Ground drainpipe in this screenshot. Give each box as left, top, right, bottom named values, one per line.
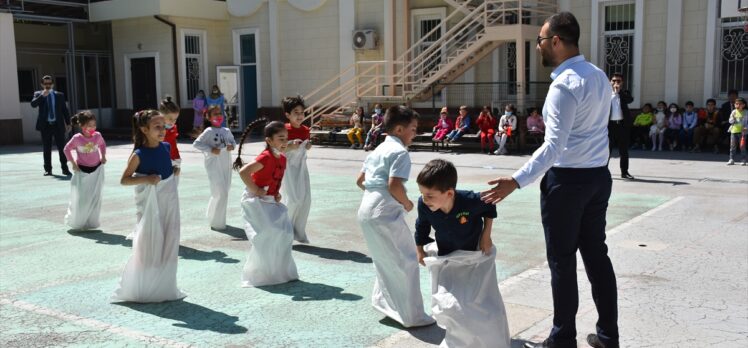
left=154, top=15, right=180, bottom=106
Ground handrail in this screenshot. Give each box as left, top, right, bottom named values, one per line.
left=396, top=3, right=486, bottom=85
left=301, top=0, right=558, bottom=128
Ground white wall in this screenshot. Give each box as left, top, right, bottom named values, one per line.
left=0, top=12, right=21, bottom=122
left=679, top=0, right=709, bottom=104
left=90, top=0, right=228, bottom=22
left=277, top=0, right=341, bottom=99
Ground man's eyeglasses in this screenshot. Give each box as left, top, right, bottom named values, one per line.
left=536, top=36, right=553, bottom=45
left=537, top=35, right=562, bottom=45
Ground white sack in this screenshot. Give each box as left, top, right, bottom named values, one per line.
left=280, top=140, right=312, bottom=243
left=358, top=189, right=435, bottom=328
left=423, top=243, right=510, bottom=348
left=240, top=189, right=298, bottom=287
left=65, top=165, right=105, bottom=230
left=203, top=148, right=232, bottom=230
left=112, top=176, right=186, bottom=303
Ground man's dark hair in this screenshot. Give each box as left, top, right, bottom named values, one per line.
left=41, top=75, right=53, bottom=82
left=728, top=89, right=739, bottom=97
left=383, top=105, right=418, bottom=132
left=706, top=98, right=716, bottom=105
left=417, top=159, right=457, bottom=192
left=611, top=72, right=624, bottom=80
left=685, top=101, right=694, bottom=107
left=544, top=12, right=580, bottom=48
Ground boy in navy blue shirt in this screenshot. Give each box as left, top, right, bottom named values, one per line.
left=415, top=159, right=496, bottom=264
left=414, top=159, right=510, bottom=348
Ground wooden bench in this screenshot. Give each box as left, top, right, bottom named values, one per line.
left=309, top=114, right=392, bottom=148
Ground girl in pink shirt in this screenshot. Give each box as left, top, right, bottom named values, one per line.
left=63, top=111, right=106, bottom=230
left=64, top=111, right=107, bottom=172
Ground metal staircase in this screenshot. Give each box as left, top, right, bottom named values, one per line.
left=303, top=0, right=556, bottom=126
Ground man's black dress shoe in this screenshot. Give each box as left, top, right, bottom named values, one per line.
left=62, top=169, right=72, bottom=176
left=587, top=334, right=619, bottom=348
left=621, top=172, right=635, bottom=180
left=43, top=171, right=52, bottom=176
left=524, top=338, right=558, bottom=348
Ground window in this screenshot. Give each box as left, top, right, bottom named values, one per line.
left=601, top=2, right=635, bottom=89
left=718, top=17, right=748, bottom=94
left=17, top=69, right=36, bottom=102
left=506, top=41, right=530, bottom=95
left=180, top=29, right=206, bottom=104
left=184, top=34, right=202, bottom=101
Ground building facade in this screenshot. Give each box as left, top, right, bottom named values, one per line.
left=1, top=0, right=746, bottom=143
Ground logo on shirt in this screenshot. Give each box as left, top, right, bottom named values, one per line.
left=78, top=142, right=97, bottom=153
left=455, top=211, right=469, bottom=224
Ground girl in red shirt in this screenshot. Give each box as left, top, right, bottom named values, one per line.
left=476, top=105, right=497, bottom=154
left=233, top=119, right=299, bottom=287
left=159, top=96, right=181, bottom=167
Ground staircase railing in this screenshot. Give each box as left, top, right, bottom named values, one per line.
left=303, top=0, right=557, bottom=126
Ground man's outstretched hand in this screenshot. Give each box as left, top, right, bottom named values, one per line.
left=480, top=177, right=519, bottom=204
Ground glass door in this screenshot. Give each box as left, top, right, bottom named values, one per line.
left=217, top=66, right=241, bottom=131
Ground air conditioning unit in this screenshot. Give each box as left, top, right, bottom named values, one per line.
left=353, top=29, right=377, bottom=50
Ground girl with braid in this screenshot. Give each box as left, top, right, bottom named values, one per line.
left=234, top=119, right=298, bottom=287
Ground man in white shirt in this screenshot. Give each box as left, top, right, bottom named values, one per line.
left=481, top=12, right=619, bottom=348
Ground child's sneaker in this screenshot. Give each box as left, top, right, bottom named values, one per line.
left=726, top=159, right=735, bottom=165
left=350, top=144, right=357, bottom=149
left=742, top=161, right=747, bottom=166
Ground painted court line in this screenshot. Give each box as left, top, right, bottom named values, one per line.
left=0, top=298, right=190, bottom=348
left=500, top=196, right=684, bottom=288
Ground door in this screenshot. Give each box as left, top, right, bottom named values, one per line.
left=411, top=8, right=446, bottom=107
left=217, top=66, right=241, bottom=131
left=233, top=30, right=259, bottom=129
left=130, top=57, right=157, bottom=110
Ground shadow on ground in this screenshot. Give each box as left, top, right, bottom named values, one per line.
left=211, top=225, right=247, bottom=240
left=67, top=230, right=240, bottom=263
left=292, top=244, right=372, bottom=263
left=114, top=299, right=247, bottom=334
left=378, top=317, right=532, bottom=347
left=257, top=280, right=363, bottom=302
left=613, top=177, right=690, bottom=185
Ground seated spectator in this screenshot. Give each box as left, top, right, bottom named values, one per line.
left=650, top=101, right=668, bottom=151
left=526, top=107, right=545, bottom=135
left=693, top=99, right=721, bottom=153
left=347, top=106, right=364, bottom=149
left=493, top=103, right=517, bottom=155
left=665, top=103, right=683, bottom=151
left=476, top=105, right=497, bottom=154
left=632, top=103, right=654, bottom=149
left=432, top=106, right=453, bottom=142
left=680, top=101, right=698, bottom=151
left=445, top=105, right=471, bottom=143
left=364, top=104, right=384, bottom=151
